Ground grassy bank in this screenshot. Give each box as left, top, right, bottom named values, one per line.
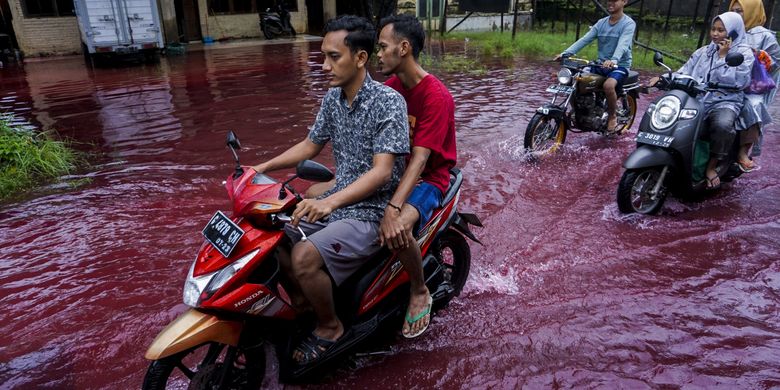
left=0, top=114, right=80, bottom=200
left=443, top=29, right=701, bottom=71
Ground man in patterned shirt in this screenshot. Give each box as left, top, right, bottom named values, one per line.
left=252, top=15, right=409, bottom=364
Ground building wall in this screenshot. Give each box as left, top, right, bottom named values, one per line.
left=8, top=0, right=81, bottom=56
left=196, top=0, right=307, bottom=40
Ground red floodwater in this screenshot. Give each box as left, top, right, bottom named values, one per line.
left=1, top=40, right=779, bottom=389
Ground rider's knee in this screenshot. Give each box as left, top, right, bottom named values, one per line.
left=604, top=79, right=618, bottom=92
left=291, top=242, right=321, bottom=278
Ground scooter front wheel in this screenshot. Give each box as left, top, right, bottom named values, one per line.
left=142, top=342, right=265, bottom=390
left=617, top=168, right=668, bottom=214
left=523, top=113, right=567, bottom=155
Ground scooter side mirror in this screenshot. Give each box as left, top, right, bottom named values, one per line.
left=725, top=52, right=744, bottom=67
left=653, top=51, right=664, bottom=66
left=226, top=131, right=241, bottom=150
left=296, top=160, right=334, bottom=182
left=226, top=131, right=243, bottom=179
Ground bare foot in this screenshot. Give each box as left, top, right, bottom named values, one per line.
left=606, top=116, right=618, bottom=133
left=402, top=288, right=432, bottom=338
left=705, top=170, right=721, bottom=189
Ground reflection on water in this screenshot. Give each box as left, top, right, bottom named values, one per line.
left=0, top=41, right=779, bottom=388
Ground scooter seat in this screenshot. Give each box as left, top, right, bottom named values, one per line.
left=625, top=71, right=639, bottom=85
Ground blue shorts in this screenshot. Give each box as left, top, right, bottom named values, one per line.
left=406, top=182, right=443, bottom=234
left=591, top=66, right=629, bottom=85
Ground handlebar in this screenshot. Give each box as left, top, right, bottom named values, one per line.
left=559, top=55, right=617, bottom=70
left=655, top=75, right=743, bottom=95
left=706, top=81, right=742, bottom=91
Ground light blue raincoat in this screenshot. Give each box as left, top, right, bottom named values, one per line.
left=676, top=12, right=755, bottom=115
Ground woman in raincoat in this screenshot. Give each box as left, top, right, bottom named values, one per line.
left=729, top=0, right=779, bottom=171
left=674, top=12, right=754, bottom=188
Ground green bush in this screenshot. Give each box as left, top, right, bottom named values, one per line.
left=0, top=114, right=79, bottom=200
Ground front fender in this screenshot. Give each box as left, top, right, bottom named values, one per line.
left=144, top=309, right=243, bottom=360
left=623, top=145, right=675, bottom=169
left=536, top=104, right=566, bottom=120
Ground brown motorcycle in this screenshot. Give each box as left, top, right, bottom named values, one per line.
left=524, top=56, right=641, bottom=155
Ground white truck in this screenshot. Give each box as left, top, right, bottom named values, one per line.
left=74, top=0, right=164, bottom=63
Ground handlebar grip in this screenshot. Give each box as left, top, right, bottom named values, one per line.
left=707, top=81, right=741, bottom=91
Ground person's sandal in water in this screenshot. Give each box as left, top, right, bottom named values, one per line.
left=292, top=332, right=339, bottom=365
left=737, top=159, right=760, bottom=173
left=402, top=294, right=432, bottom=338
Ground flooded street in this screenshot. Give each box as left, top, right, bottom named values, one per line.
left=1, top=40, right=779, bottom=388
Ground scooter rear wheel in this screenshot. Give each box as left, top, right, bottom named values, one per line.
left=617, top=168, right=667, bottom=214
left=433, top=230, right=471, bottom=309
left=615, top=93, right=638, bottom=133
left=524, top=113, right=567, bottom=155
left=263, top=24, right=283, bottom=39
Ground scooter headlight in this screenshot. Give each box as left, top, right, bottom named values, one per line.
left=182, top=249, right=259, bottom=307
left=183, top=263, right=216, bottom=307
left=651, top=95, right=681, bottom=130
left=557, top=68, right=573, bottom=85
left=200, top=249, right=260, bottom=302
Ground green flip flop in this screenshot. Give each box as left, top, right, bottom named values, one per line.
left=402, top=295, right=433, bottom=339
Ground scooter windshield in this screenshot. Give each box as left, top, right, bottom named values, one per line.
left=251, top=173, right=276, bottom=185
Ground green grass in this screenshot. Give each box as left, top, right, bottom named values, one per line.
left=0, top=114, right=81, bottom=200
left=441, top=29, right=702, bottom=71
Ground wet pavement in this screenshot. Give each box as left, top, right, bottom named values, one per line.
left=1, top=40, right=779, bottom=388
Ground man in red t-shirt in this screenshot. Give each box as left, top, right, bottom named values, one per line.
left=377, top=14, right=456, bottom=338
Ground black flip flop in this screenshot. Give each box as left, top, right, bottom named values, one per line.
left=293, top=332, right=338, bottom=365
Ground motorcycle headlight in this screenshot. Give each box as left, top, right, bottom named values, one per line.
left=651, top=95, right=681, bottom=130
left=557, top=68, right=572, bottom=85
left=182, top=249, right=259, bottom=307
left=200, top=249, right=260, bottom=302
left=183, top=262, right=216, bottom=307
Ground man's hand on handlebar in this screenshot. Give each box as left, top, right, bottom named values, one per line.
left=602, top=60, right=617, bottom=69
left=291, top=198, right=334, bottom=226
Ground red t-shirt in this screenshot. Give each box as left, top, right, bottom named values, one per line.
left=385, top=74, right=456, bottom=194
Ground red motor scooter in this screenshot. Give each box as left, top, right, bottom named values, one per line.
left=142, top=131, right=481, bottom=389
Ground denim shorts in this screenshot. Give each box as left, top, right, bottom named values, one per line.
left=591, top=65, right=629, bottom=84
left=406, top=182, right=443, bottom=234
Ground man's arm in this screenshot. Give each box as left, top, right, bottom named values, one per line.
left=252, top=138, right=324, bottom=173
left=561, top=24, right=599, bottom=57
left=291, top=153, right=397, bottom=225
left=379, top=146, right=430, bottom=249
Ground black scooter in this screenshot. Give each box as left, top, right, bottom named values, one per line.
left=260, top=4, right=296, bottom=39
left=616, top=51, right=745, bottom=214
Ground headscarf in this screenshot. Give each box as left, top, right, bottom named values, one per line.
left=729, top=0, right=767, bottom=30
left=713, top=11, right=747, bottom=48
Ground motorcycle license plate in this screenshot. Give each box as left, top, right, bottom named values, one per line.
left=546, top=84, right=574, bottom=94
left=636, top=131, right=674, bottom=147
left=202, top=211, right=245, bottom=258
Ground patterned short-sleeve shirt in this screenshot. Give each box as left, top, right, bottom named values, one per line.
left=309, top=72, right=409, bottom=222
